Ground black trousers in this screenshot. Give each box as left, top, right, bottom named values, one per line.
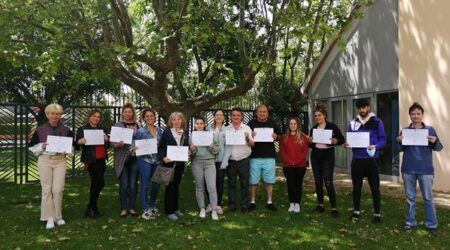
left=311, top=149, right=337, bottom=208
left=164, top=163, right=185, bottom=214
left=227, top=158, right=250, bottom=209
left=283, top=167, right=306, bottom=203
left=87, top=158, right=106, bottom=210
left=351, top=158, right=381, bottom=214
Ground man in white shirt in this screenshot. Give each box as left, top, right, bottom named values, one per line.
left=221, top=107, right=254, bottom=213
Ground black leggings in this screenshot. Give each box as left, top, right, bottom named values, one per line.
left=164, top=163, right=185, bottom=214
left=351, top=158, right=381, bottom=214
left=311, top=149, right=337, bottom=208
left=87, top=158, right=106, bottom=210
left=283, top=167, right=306, bottom=203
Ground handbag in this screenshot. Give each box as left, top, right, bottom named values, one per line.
left=151, top=131, right=185, bottom=186
left=151, top=164, right=175, bottom=186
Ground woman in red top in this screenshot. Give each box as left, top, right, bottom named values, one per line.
left=280, top=117, right=309, bottom=213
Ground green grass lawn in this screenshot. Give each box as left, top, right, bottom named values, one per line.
left=0, top=170, right=449, bottom=249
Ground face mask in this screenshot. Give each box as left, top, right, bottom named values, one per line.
left=367, top=148, right=376, bottom=157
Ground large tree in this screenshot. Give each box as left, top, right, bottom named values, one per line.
left=1, top=0, right=280, bottom=119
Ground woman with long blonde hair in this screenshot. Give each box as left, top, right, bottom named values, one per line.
left=279, top=117, right=309, bottom=213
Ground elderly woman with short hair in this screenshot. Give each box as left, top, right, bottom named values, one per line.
left=28, top=104, right=73, bottom=229
left=158, top=112, right=190, bottom=220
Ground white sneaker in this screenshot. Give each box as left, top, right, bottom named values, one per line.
left=288, top=203, right=295, bottom=212
left=294, top=203, right=300, bottom=213
left=211, top=211, right=219, bottom=220
left=46, top=218, right=55, bottom=229
left=199, top=208, right=206, bottom=218
left=142, top=210, right=151, bottom=220
left=216, top=206, right=223, bottom=215
left=55, top=218, right=66, bottom=226
left=174, top=210, right=184, bottom=217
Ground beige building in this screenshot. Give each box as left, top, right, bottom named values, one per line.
left=303, top=0, right=450, bottom=192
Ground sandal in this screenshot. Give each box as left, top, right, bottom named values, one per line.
left=120, top=210, right=128, bottom=218
left=129, top=209, right=138, bottom=216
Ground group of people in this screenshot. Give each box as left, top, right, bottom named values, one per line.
left=28, top=100, right=443, bottom=235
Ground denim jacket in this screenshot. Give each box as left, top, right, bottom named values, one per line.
left=134, top=126, right=163, bottom=165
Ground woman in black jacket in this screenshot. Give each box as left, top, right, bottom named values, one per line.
left=158, top=111, right=190, bottom=221
left=76, top=109, right=109, bottom=219
left=309, top=104, right=345, bottom=217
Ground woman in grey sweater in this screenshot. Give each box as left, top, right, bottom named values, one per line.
left=190, top=117, right=219, bottom=220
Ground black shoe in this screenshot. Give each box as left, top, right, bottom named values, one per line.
left=349, top=211, right=360, bottom=221
left=373, top=214, right=382, bottom=224
left=93, top=207, right=101, bottom=218
left=427, top=228, right=438, bottom=236
left=403, top=225, right=414, bottom=232
left=248, top=203, right=256, bottom=212
left=266, top=203, right=277, bottom=211
left=331, top=210, right=339, bottom=218
left=312, top=205, right=325, bottom=213
left=85, top=208, right=96, bottom=219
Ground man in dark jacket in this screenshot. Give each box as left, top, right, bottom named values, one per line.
left=345, top=99, right=386, bottom=224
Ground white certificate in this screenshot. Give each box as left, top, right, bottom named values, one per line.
left=167, top=146, right=189, bottom=162
left=110, top=126, right=134, bottom=144
left=402, top=129, right=428, bottom=146
left=312, top=129, right=333, bottom=144
left=253, top=128, right=274, bottom=142
left=192, top=131, right=214, bottom=146
left=346, top=132, right=370, bottom=148
left=135, top=139, right=158, bottom=156
left=84, top=129, right=105, bottom=145
left=225, top=130, right=246, bottom=145
left=46, top=135, right=73, bottom=154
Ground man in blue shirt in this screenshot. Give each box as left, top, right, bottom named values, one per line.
left=345, top=99, right=386, bottom=223
left=397, top=102, right=443, bottom=236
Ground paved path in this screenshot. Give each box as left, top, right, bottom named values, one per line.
left=276, top=167, right=450, bottom=209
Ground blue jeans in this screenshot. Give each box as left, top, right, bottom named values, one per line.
left=402, top=173, right=438, bottom=229
left=119, top=158, right=138, bottom=210
left=137, top=159, right=161, bottom=211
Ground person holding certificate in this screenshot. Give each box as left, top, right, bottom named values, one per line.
left=75, top=109, right=109, bottom=219
left=309, top=104, right=344, bottom=217
left=28, top=104, right=73, bottom=229
left=344, top=99, right=386, bottom=223
left=111, top=103, right=140, bottom=217
left=158, top=112, right=190, bottom=221
left=247, top=104, right=282, bottom=212
left=190, top=117, right=219, bottom=220
left=280, top=117, right=309, bottom=213
left=134, top=108, right=163, bottom=220
left=396, top=103, right=443, bottom=235
left=221, top=107, right=254, bottom=213
left=206, top=109, right=227, bottom=215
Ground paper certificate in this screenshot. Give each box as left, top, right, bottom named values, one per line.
left=225, top=130, right=246, bottom=145
left=192, top=131, right=214, bottom=146
left=312, top=129, right=333, bottom=144
left=346, top=132, right=370, bottom=148
left=135, top=139, right=158, bottom=156
left=402, top=129, right=428, bottom=146
left=110, top=126, right=134, bottom=144
left=167, top=146, right=189, bottom=162
left=84, top=129, right=105, bottom=145
left=46, top=135, right=73, bottom=153
left=253, top=128, right=274, bottom=142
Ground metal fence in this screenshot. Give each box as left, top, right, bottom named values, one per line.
left=0, top=104, right=307, bottom=184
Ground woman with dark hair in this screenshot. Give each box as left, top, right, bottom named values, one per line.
left=280, top=117, right=309, bottom=213
left=190, top=117, right=219, bottom=220
left=158, top=112, right=190, bottom=221
left=134, top=108, right=163, bottom=220
left=205, top=109, right=227, bottom=215
left=75, top=109, right=109, bottom=219
left=309, top=103, right=345, bottom=218
left=111, top=103, right=140, bottom=217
